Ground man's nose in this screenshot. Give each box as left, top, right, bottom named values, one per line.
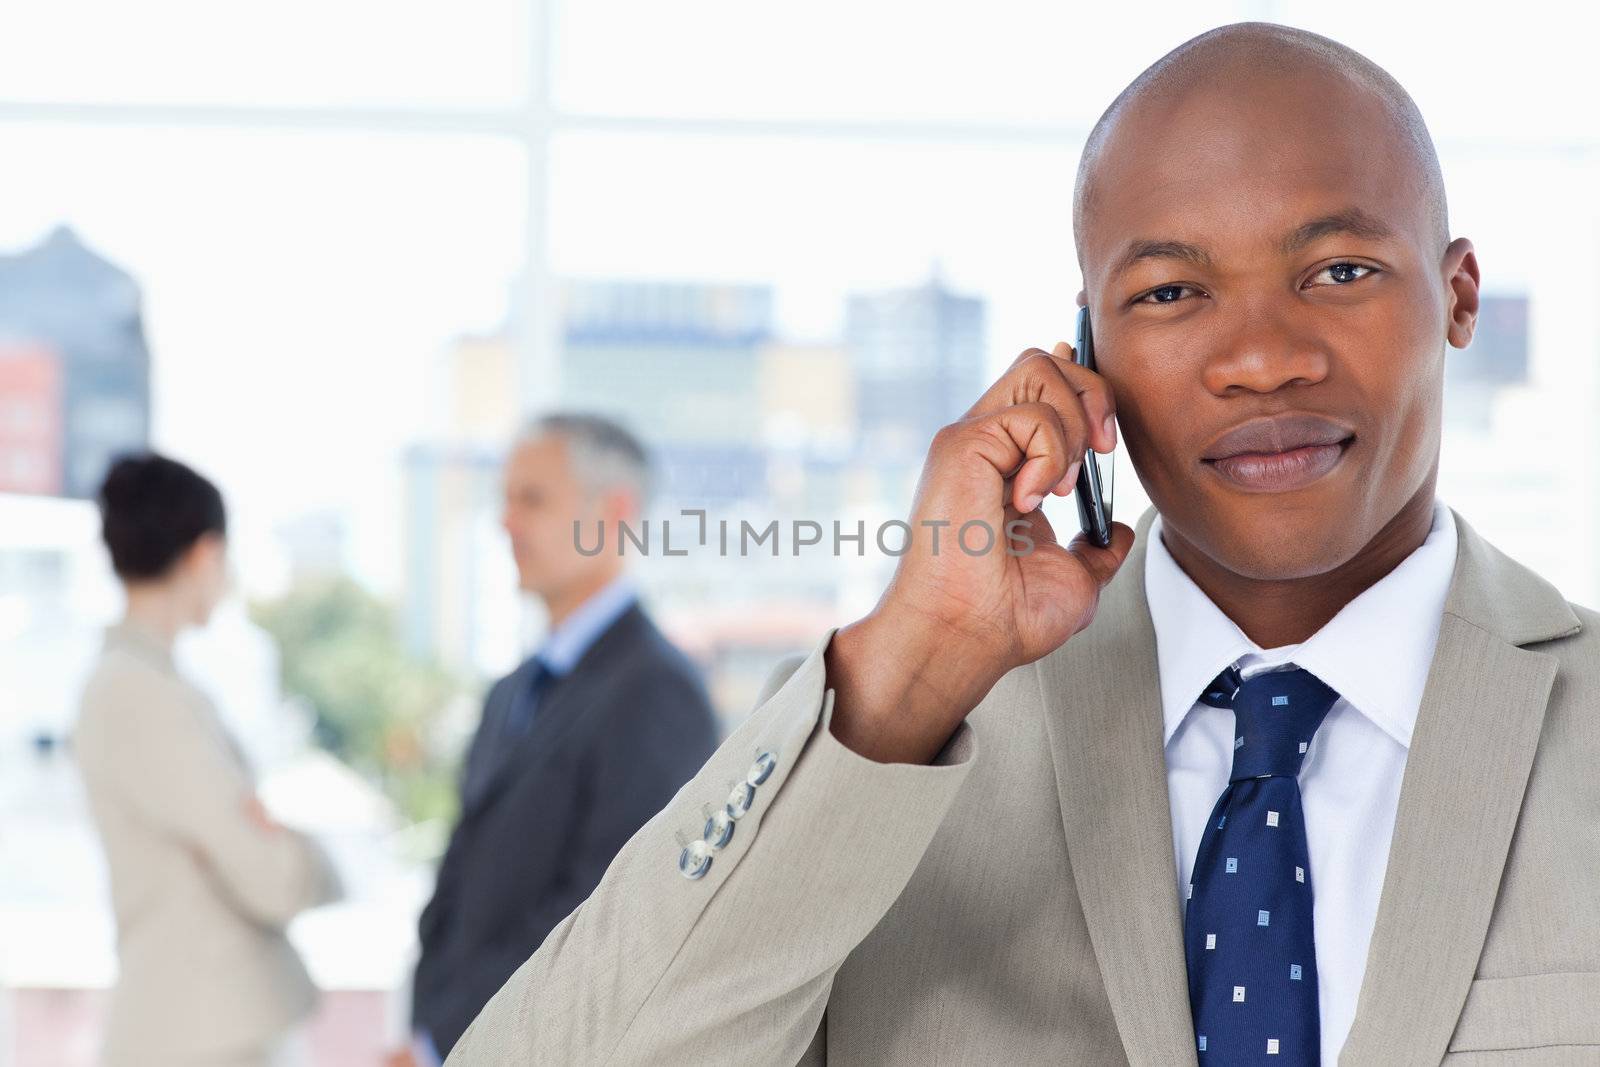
left=1200, top=303, right=1332, bottom=396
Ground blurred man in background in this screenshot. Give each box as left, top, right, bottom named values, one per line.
left=397, top=412, right=720, bottom=1064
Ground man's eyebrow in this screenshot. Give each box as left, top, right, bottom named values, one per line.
left=1108, top=208, right=1397, bottom=280
left=1278, top=208, right=1396, bottom=255
left=1109, top=239, right=1213, bottom=279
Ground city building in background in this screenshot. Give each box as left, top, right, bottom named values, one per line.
left=846, top=272, right=987, bottom=459
left=1442, top=293, right=1529, bottom=430
left=402, top=441, right=512, bottom=676
left=560, top=280, right=774, bottom=447
left=0, top=226, right=150, bottom=500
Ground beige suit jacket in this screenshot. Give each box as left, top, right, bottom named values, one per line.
left=73, top=619, right=342, bottom=1067
left=450, top=507, right=1600, bottom=1065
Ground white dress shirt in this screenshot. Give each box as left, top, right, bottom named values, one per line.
left=1145, top=500, right=1457, bottom=1064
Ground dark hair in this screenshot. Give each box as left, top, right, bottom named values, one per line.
left=97, top=452, right=227, bottom=581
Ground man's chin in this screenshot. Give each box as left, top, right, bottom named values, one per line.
left=1164, top=496, right=1365, bottom=582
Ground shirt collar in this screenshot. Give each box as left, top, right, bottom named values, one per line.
left=536, top=571, right=639, bottom=676
left=1144, top=500, right=1458, bottom=750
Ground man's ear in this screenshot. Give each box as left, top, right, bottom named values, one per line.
left=601, top=485, right=641, bottom=528
left=1443, top=238, right=1480, bottom=350
left=1075, top=288, right=1088, bottom=309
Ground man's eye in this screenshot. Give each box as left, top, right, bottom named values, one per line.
left=1137, top=284, right=1195, bottom=305
left=1309, top=262, right=1377, bottom=286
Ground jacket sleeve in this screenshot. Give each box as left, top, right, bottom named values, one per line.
left=446, top=627, right=978, bottom=1066
left=101, top=673, right=343, bottom=926
left=438, top=666, right=724, bottom=1051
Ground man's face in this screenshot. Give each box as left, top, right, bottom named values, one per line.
left=501, top=435, right=609, bottom=598
left=1079, top=69, right=1477, bottom=580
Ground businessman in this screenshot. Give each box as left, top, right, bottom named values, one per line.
left=450, top=23, right=1600, bottom=1065
left=403, top=413, right=719, bottom=1062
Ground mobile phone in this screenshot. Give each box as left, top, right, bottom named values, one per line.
left=1073, top=305, right=1114, bottom=548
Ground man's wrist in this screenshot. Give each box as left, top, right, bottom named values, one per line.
left=824, top=609, right=1002, bottom=765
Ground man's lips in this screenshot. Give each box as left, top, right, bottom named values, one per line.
left=1201, top=413, right=1356, bottom=493
left=1202, top=413, right=1355, bottom=460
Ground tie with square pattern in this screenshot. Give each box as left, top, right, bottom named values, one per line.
left=1185, top=664, right=1340, bottom=1063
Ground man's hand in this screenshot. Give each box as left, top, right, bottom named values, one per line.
left=383, top=1049, right=422, bottom=1067
left=826, top=342, right=1134, bottom=765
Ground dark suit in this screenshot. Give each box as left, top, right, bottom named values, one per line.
left=412, top=601, right=720, bottom=1057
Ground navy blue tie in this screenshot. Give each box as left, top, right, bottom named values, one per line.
left=501, top=656, right=555, bottom=740
left=1185, top=664, right=1340, bottom=1064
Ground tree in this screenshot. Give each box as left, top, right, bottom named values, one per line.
left=251, top=576, right=465, bottom=828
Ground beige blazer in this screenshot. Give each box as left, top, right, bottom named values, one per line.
left=73, top=619, right=342, bottom=1067
left=449, top=507, right=1600, bottom=1065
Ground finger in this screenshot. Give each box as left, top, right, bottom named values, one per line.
left=995, top=401, right=1076, bottom=513
left=992, top=344, right=1113, bottom=452
left=945, top=401, right=1075, bottom=514
left=968, top=357, right=1093, bottom=490
left=1047, top=341, right=1118, bottom=455
left=1049, top=458, right=1083, bottom=499
left=971, top=348, right=1061, bottom=419
left=1064, top=520, right=1136, bottom=587
left=1004, top=345, right=1053, bottom=372
left=969, top=347, right=1117, bottom=462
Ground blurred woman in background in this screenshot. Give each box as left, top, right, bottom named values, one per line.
left=73, top=453, right=342, bottom=1067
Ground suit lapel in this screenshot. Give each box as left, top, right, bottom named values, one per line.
left=460, top=673, right=514, bottom=811
left=1337, top=509, right=1580, bottom=1064
left=1035, top=506, right=1583, bottom=1066
left=461, top=605, right=648, bottom=819
left=1037, top=506, right=1199, bottom=1067
left=463, top=664, right=587, bottom=819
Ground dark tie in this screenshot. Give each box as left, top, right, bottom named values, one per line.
left=500, top=656, right=555, bottom=741
left=1185, top=664, right=1340, bottom=1063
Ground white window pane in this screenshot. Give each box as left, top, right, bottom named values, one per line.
left=0, top=0, right=528, bottom=108
left=1271, top=3, right=1600, bottom=142
left=550, top=132, right=1079, bottom=351
left=553, top=0, right=1253, bottom=124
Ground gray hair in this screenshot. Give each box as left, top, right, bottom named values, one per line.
left=519, top=411, right=655, bottom=507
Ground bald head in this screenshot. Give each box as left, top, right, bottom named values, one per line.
left=1073, top=22, right=1448, bottom=269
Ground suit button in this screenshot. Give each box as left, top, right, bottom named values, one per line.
left=704, top=808, right=735, bottom=849
left=726, top=781, right=755, bottom=820
left=747, top=751, right=777, bottom=786
left=678, top=839, right=713, bottom=880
